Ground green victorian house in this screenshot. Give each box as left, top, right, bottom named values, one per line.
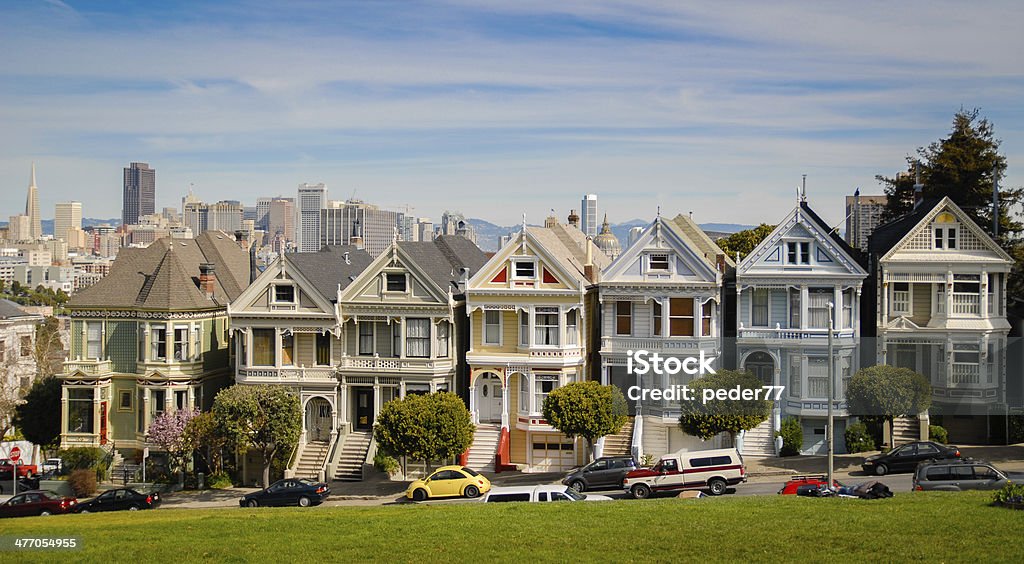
left=58, top=232, right=251, bottom=459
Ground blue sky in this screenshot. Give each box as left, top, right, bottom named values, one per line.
left=3, top=0, right=1024, bottom=227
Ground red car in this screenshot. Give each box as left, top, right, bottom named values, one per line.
left=0, top=458, right=39, bottom=478
left=0, top=490, right=78, bottom=518
left=777, top=475, right=844, bottom=495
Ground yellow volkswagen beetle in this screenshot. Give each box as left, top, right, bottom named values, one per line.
left=406, top=466, right=491, bottom=501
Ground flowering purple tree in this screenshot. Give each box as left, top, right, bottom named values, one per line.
left=147, top=408, right=200, bottom=474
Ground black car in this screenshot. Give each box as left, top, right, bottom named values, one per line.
left=240, top=478, right=330, bottom=507
left=75, top=488, right=161, bottom=513
left=861, top=441, right=960, bottom=476
left=0, top=477, right=40, bottom=495
left=562, top=456, right=637, bottom=492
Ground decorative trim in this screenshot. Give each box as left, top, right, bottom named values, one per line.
left=69, top=309, right=224, bottom=320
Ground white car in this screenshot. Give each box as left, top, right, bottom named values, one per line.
left=41, top=458, right=63, bottom=474
left=481, top=484, right=613, bottom=503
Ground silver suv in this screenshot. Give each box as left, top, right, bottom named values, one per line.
left=913, top=459, right=1024, bottom=492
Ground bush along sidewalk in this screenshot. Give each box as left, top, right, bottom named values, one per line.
left=993, top=482, right=1024, bottom=510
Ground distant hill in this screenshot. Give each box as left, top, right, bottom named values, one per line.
left=467, top=218, right=753, bottom=252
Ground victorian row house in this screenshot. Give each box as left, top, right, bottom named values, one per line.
left=597, top=214, right=732, bottom=460
left=57, top=232, right=251, bottom=460
left=464, top=216, right=609, bottom=472
left=1, top=299, right=44, bottom=399
left=865, top=197, right=1014, bottom=444
left=733, top=197, right=868, bottom=455
left=227, top=236, right=486, bottom=483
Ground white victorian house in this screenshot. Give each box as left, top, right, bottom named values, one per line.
left=735, top=197, right=867, bottom=455
left=597, top=214, right=732, bottom=460
left=866, top=197, right=1013, bottom=444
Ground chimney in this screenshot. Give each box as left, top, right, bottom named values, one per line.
left=198, top=263, right=216, bottom=299
left=913, top=161, right=924, bottom=209
left=351, top=219, right=364, bottom=250
left=234, top=229, right=249, bottom=250
left=716, top=253, right=726, bottom=274
left=457, top=267, right=470, bottom=294
left=568, top=209, right=580, bottom=229
left=584, top=236, right=597, bottom=283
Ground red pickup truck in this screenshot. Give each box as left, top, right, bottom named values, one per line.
left=0, top=458, right=39, bottom=478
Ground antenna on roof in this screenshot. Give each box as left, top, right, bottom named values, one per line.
left=656, top=205, right=661, bottom=219
left=800, top=174, right=807, bottom=202
left=522, top=212, right=527, bottom=232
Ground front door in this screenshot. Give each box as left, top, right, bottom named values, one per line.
left=476, top=373, right=502, bottom=423
left=306, top=398, right=332, bottom=442
left=355, top=389, right=374, bottom=431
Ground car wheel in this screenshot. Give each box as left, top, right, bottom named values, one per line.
left=39, top=510, right=52, bottom=516
left=874, top=463, right=888, bottom=476
left=708, top=478, right=727, bottom=496
left=80, top=509, right=91, bottom=514
left=631, top=484, right=651, bottom=499
left=245, top=499, right=258, bottom=508
left=412, top=488, right=428, bottom=502
left=298, top=496, right=311, bottom=507
left=128, top=505, right=140, bottom=511
left=464, top=485, right=480, bottom=498
left=569, top=480, right=586, bottom=493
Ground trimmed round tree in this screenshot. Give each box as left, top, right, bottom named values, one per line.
left=374, top=392, right=474, bottom=468
left=542, top=381, right=628, bottom=461
left=213, top=384, right=301, bottom=488
left=13, top=376, right=62, bottom=448
left=846, top=365, right=932, bottom=448
left=678, top=370, right=771, bottom=444
left=147, top=408, right=200, bottom=475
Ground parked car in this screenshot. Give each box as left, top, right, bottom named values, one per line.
left=913, top=459, right=1024, bottom=492
left=777, top=475, right=845, bottom=495
left=406, top=466, right=491, bottom=501
left=41, top=458, right=63, bottom=475
left=239, top=478, right=330, bottom=507
left=481, top=484, right=612, bottom=503
left=0, top=458, right=39, bottom=478
left=75, top=488, right=161, bottom=513
left=0, top=477, right=40, bottom=495
left=861, top=441, right=960, bottom=476
left=0, top=490, right=77, bottom=518
left=562, top=456, right=637, bottom=492
left=623, top=448, right=746, bottom=498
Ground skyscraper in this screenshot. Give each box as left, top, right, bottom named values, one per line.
left=320, top=199, right=405, bottom=256
left=267, top=198, right=295, bottom=244
left=580, top=193, right=598, bottom=238
left=54, top=201, right=83, bottom=242
left=122, top=162, right=156, bottom=227
left=296, top=183, right=327, bottom=252
left=845, top=192, right=889, bottom=253
left=255, top=197, right=272, bottom=231
left=26, top=163, right=41, bottom=240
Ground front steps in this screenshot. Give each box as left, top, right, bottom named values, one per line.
left=465, top=424, right=500, bottom=472
left=602, top=417, right=635, bottom=457
left=741, top=419, right=775, bottom=457
left=892, top=416, right=921, bottom=446
left=333, top=430, right=373, bottom=482
left=294, top=441, right=330, bottom=480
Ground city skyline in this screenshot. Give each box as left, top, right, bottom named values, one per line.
left=3, top=2, right=1024, bottom=229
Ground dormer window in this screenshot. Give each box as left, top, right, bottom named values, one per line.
left=514, top=261, right=536, bottom=279
left=386, top=273, right=407, bottom=293
left=648, top=254, right=670, bottom=271
left=787, top=242, right=810, bottom=264
left=273, top=284, right=295, bottom=303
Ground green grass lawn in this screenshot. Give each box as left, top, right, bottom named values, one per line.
left=1, top=492, right=1019, bottom=562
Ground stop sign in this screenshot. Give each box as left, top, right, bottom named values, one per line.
left=9, top=446, right=21, bottom=462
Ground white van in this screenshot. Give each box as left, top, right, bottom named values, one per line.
left=623, top=448, right=746, bottom=498
left=481, top=484, right=613, bottom=503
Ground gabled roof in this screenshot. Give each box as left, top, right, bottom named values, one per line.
left=667, top=214, right=736, bottom=269
left=601, top=215, right=728, bottom=284
left=398, top=235, right=489, bottom=296
left=69, top=231, right=251, bottom=310
left=286, top=245, right=374, bottom=301
left=526, top=223, right=611, bottom=282
left=868, top=197, right=1012, bottom=263
left=0, top=299, right=38, bottom=321
left=798, top=201, right=862, bottom=265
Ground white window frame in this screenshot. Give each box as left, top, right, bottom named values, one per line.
left=384, top=272, right=408, bottom=294
left=483, top=310, right=502, bottom=346
left=534, top=307, right=560, bottom=347
left=173, top=324, right=190, bottom=362
left=271, top=283, right=296, bottom=304
left=615, top=301, right=632, bottom=336
left=751, top=289, right=769, bottom=327
left=358, top=322, right=375, bottom=356
left=533, top=374, right=560, bottom=414
left=891, top=282, right=911, bottom=315
left=86, top=321, right=103, bottom=360
left=565, top=309, right=578, bottom=346
left=512, top=260, right=537, bottom=280
left=647, top=253, right=670, bottom=272
left=151, top=324, right=167, bottom=362
left=786, top=241, right=811, bottom=265
left=934, top=224, right=958, bottom=250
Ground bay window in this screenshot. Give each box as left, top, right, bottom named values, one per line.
left=789, top=288, right=801, bottom=328
left=789, top=356, right=801, bottom=398
left=483, top=310, right=501, bottom=345
left=535, top=308, right=560, bottom=346
left=392, top=322, right=402, bottom=357
left=615, top=301, right=632, bottom=336
left=316, top=332, right=331, bottom=365
left=752, top=289, right=768, bottom=327
left=565, top=310, right=578, bottom=346
left=151, top=325, right=167, bottom=361
left=807, top=288, right=832, bottom=329
left=953, top=275, right=980, bottom=315
left=519, top=311, right=529, bottom=346
left=252, top=328, right=275, bottom=366
left=653, top=300, right=662, bottom=336
left=173, top=325, right=189, bottom=361
left=406, top=318, right=431, bottom=358
left=68, top=389, right=95, bottom=433
left=358, top=323, right=374, bottom=356
left=701, top=301, right=713, bottom=336
left=86, top=322, right=102, bottom=359
left=151, top=389, right=166, bottom=420
left=669, top=298, right=693, bottom=337
left=281, top=333, right=295, bottom=365
left=437, top=321, right=450, bottom=358
left=892, top=283, right=910, bottom=315
left=534, top=374, right=559, bottom=413
left=842, top=289, right=854, bottom=328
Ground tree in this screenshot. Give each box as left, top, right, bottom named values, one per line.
left=374, top=392, right=474, bottom=467
left=678, top=370, right=771, bottom=442
left=33, top=317, right=64, bottom=380
left=541, top=381, right=627, bottom=461
left=183, top=411, right=229, bottom=474
left=846, top=365, right=932, bottom=448
left=212, top=385, right=300, bottom=488
left=13, top=376, right=62, bottom=447
left=715, top=224, right=776, bottom=260
left=148, top=408, right=199, bottom=475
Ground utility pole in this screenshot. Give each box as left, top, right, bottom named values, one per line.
left=993, top=165, right=1000, bottom=237
left=827, top=302, right=835, bottom=490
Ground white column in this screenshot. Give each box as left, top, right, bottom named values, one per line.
left=92, top=387, right=102, bottom=443
left=339, top=383, right=349, bottom=427
left=946, top=270, right=954, bottom=315
left=601, top=364, right=609, bottom=386
left=980, top=269, right=989, bottom=317
left=800, top=286, right=808, bottom=330
left=373, top=383, right=382, bottom=419
left=468, top=381, right=478, bottom=424
left=500, top=382, right=509, bottom=429
left=834, top=285, right=842, bottom=330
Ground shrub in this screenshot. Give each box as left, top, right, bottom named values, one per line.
left=775, top=417, right=802, bottom=457
left=373, top=451, right=400, bottom=475
left=845, top=422, right=876, bottom=453
left=1008, top=415, right=1024, bottom=444
left=59, top=447, right=107, bottom=471
left=207, top=471, right=234, bottom=489
left=929, top=425, right=949, bottom=444
left=68, top=469, right=97, bottom=497
left=993, top=482, right=1024, bottom=506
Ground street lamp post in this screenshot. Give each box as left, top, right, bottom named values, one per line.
left=827, top=303, right=835, bottom=491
